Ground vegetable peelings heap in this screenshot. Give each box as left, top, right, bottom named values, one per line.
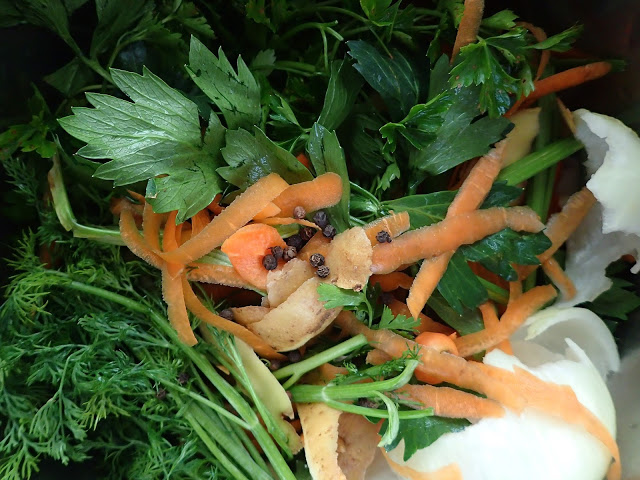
left=1, top=1, right=638, bottom=479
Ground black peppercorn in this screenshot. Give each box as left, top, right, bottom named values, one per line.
left=177, top=372, right=189, bottom=385
left=380, top=291, right=394, bottom=305
left=269, top=359, right=281, bottom=371
left=357, top=397, right=378, bottom=409
left=293, top=205, right=306, bottom=219
left=287, top=350, right=302, bottom=363
left=376, top=230, right=392, bottom=243
left=156, top=388, right=167, bottom=400
left=270, top=245, right=284, bottom=260
left=283, top=245, right=298, bottom=261
left=262, top=254, right=278, bottom=270
left=219, top=309, right=234, bottom=321
left=309, top=253, right=325, bottom=268
left=300, top=226, right=315, bottom=241
left=285, top=234, right=304, bottom=250
left=312, top=210, right=329, bottom=228
left=316, top=265, right=330, bottom=278
left=323, top=224, right=337, bottom=238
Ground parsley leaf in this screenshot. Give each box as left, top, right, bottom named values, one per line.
left=380, top=416, right=470, bottom=460
left=529, top=25, right=583, bottom=52
left=59, top=67, right=224, bottom=223
left=318, top=59, right=364, bottom=131
left=375, top=306, right=420, bottom=333
left=585, top=278, right=640, bottom=321
left=461, top=229, right=552, bottom=281
left=90, top=0, right=151, bottom=58
left=219, top=127, right=312, bottom=189
left=437, top=251, right=488, bottom=314
left=428, top=292, right=485, bottom=336
left=345, top=113, right=390, bottom=177
left=408, top=86, right=512, bottom=181
left=317, top=283, right=368, bottom=310
left=450, top=29, right=533, bottom=117
left=347, top=40, right=421, bottom=120
left=187, top=36, right=261, bottom=130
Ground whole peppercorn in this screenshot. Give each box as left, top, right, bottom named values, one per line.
left=268, top=359, right=281, bottom=371
left=287, top=350, right=302, bottom=363
left=309, top=253, right=325, bottom=268
left=219, top=309, right=234, bottom=321
left=300, top=226, right=316, bottom=241
left=293, top=206, right=306, bottom=219
left=357, top=397, right=378, bottom=409
left=283, top=245, right=298, bottom=261
left=262, top=254, right=278, bottom=270
left=316, top=265, right=330, bottom=278
left=380, top=291, right=394, bottom=305
left=156, top=388, right=167, bottom=400
left=323, top=224, right=337, bottom=239
left=376, top=230, right=392, bottom=243
left=312, top=210, right=329, bottom=228
left=285, top=234, right=304, bottom=250
left=270, top=245, right=284, bottom=260
left=177, top=372, right=189, bottom=385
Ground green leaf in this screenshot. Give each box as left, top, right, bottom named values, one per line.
left=219, top=127, right=312, bottom=189
left=480, top=181, right=523, bottom=207
left=174, top=1, right=215, bottom=39
left=428, top=292, right=484, bottom=336
left=529, top=25, right=583, bottom=52
left=450, top=29, right=533, bottom=117
left=91, top=0, right=151, bottom=57
left=187, top=36, right=261, bottom=130
left=250, top=49, right=277, bottom=76
left=13, top=0, right=71, bottom=41
left=0, top=0, right=22, bottom=27
left=384, top=191, right=455, bottom=229
left=481, top=10, right=518, bottom=30
left=375, top=306, right=419, bottom=333
left=380, top=416, right=470, bottom=460
left=307, top=124, right=351, bottom=232
left=585, top=278, right=640, bottom=321
left=345, top=113, right=389, bottom=176
left=437, top=251, right=488, bottom=313
left=428, top=54, right=450, bottom=99
left=347, top=40, right=420, bottom=120
left=461, top=229, right=551, bottom=281
left=318, top=59, right=364, bottom=131
left=317, top=283, right=368, bottom=310
left=59, top=67, right=223, bottom=222
left=360, top=0, right=400, bottom=27
left=409, top=87, right=512, bottom=179
left=44, top=58, right=95, bottom=97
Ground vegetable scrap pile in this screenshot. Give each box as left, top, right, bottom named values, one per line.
left=1, top=1, right=638, bottom=479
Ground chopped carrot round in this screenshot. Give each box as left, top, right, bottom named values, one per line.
left=221, top=223, right=286, bottom=291
left=414, top=331, right=460, bottom=384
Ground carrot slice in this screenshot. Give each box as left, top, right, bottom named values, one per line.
left=372, top=207, right=544, bottom=274
left=388, top=299, right=453, bottom=335
left=363, top=211, right=411, bottom=245
left=454, top=284, right=556, bottom=358
left=190, top=209, right=210, bottom=237
left=398, top=383, right=505, bottom=419
left=542, top=256, right=576, bottom=300
left=272, top=172, right=342, bottom=217
left=119, top=207, right=163, bottom=269
left=187, top=263, right=253, bottom=289
left=161, top=173, right=289, bottom=265
left=258, top=217, right=320, bottom=229
left=161, top=266, right=197, bottom=346
left=181, top=276, right=285, bottom=360
left=370, top=272, right=413, bottom=292
left=221, top=223, right=286, bottom=291
left=253, top=202, right=281, bottom=221
left=450, top=0, right=484, bottom=63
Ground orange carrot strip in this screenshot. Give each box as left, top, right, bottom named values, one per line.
left=508, top=281, right=523, bottom=305
left=388, top=299, right=453, bottom=335
left=161, top=266, right=197, bottom=346
left=190, top=209, right=210, bottom=237
left=161, top=174, right=289, bottom=265
left=207, top=193, right=225, bottom=215
left=518, top=22, right=550, bottom=81
left=111, top=197, right=143, bottom=217
left=542, top=256, right=576, bottom=300
left=119, top=207, right=163, bottom=269
left=257, top=217, right=320, bottom=229
left=454, top=285, right=556, bottom=358
left=451, top=0, right=484, bottom=63
left=272, top=172, right=342, bottom=217
left=181, top=276, right=286, bottom=360
left=382, top=450, right=463, bottom=480
left=126, top=189, right=146, bottom=205
left=478, top=302, right=513, bottom=354
left=372, top=207, right=544, bottom=274
left=296, top=152, right=312, bottom=170
left=298, top=231, right=331, bottom=261
left=221, top=223, right=286, bottom=291
left=142, top=203, right=164, bottom=252
left=335, top=311, right=620, bottom=479
left=398, top=384, right=505, bottom=420
left=187, top=263, right=253, bottom=289
left=162, top=211, right=180, bottom=252
left=253, top=202, right=281, bottom=221
left=370, top=272, right=413, bottom=292
left=363, top=212, right=411, bottom=245
left=518, top=187, right=596, bottom=280
left=407, top=255, right=451, bottom=320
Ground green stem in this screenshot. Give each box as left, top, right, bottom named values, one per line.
left=477, top=277, right=508, bottom=304
left=273, top=334, right=368, bottom=388
left=496, top=138, right=583, bottom=186
left=322, top=399, right=434, bottom=419
left=288, top=360, right=419, bottom=403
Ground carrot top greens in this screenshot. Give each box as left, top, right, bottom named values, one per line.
left=0, top=1, right=636, bottom=479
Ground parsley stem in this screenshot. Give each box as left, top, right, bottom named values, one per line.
left=322, top=399, right=434, bottom=419
left=496, top=138, right=583, bottom=186
left=288, top=359, right=419, bottom=403
left=477, top=277, right=508, bottom=304
left=273, top=334, right=368, bottom=389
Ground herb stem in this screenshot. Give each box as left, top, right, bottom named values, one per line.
left=273, top=334, right=368, bottom=389
left=322, top=399, right=434, bottom=419
left=477, top=277, right=509, bottom=304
